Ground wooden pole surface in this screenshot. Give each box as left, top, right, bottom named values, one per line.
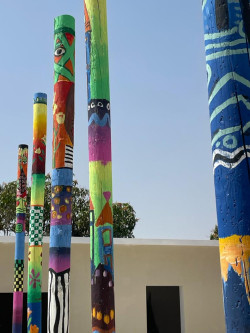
left=47, top=15, right=75, bottom=333
left=202, top=1, right=250, bottom=331
left=84, top=1, right=116, bottom=332
left=27, top=93, right=47, bottom=332
left=12, top=144, right=28, bottom=333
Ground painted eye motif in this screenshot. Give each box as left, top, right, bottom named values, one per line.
left=91, top=102, right=95, bottom=108
left=97, top=102, right=103, bottom=107
left=107, top=103, right=110, bottom=111
left=54, top=46, right=65, bottom=56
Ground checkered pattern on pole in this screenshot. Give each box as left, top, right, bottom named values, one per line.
left=13, top=260, right=24, bottom=292
left=29, top=207, right=43, bottom=246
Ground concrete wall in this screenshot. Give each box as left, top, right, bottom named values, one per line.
left=0, top=237, right=225, bottom=332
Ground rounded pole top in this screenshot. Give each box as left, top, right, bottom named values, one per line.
left=18, top=144, right=28, bottom=149
left=54, top=15, right=75, bottom=35
left=33, top=92, right=47, bottom=104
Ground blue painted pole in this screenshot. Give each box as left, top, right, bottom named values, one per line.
left=202, top=1, right=250, bottom=331
left=12, top=144, right=28, bottom=333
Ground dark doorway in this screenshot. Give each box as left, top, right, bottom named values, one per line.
left=146, top=286, right=181, bottom=333
left=0, top=292, right=48, bottom=332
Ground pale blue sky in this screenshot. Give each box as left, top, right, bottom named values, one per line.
left=0, top=0, right=216, bottom=239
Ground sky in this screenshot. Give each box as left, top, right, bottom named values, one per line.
left=0, top=0, right=217, bottom=240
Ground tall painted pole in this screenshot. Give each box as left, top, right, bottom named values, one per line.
left=47, top=15, right=75, bottom=332
left=84, top=1, right=115, bottom=332
left=27, top=93, right=47, bottom=333
left=202, top=1, right=250, bottom=331
left=12, top=144, right=28, bottom=333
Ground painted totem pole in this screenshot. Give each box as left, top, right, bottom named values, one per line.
left=202, top=1, right=250, bottom=331
left=27, top=93, right=47, bottom=333
left=84, top=1, right=115, bottom=332
left=47, top=15, right=75, bottom=332
left=12, top=144, right=28, bottom=333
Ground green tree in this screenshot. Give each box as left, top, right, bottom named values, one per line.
left=113, top=202, right=138, bottom=238
left=210, top=224, right=218, bottom=240
left=0, top=176, right=138, bottom=238
left=0, top=181, right=17, bottom=235
left=71, top=179, right=90, bottom=237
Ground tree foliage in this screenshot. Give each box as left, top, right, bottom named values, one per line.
left=0, top=181, right=17, bottom=235
left=113, top=202, right=138, bottom=238
left=0, top=175, right=138, bottom=238
left=210, top=224, right=218, bottom=240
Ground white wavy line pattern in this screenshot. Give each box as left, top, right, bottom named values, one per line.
left=213, top=153, right=249, bottom=171
left=212, top=145, right=250, bottom=160
left=213, top=147, right=250, bottom=171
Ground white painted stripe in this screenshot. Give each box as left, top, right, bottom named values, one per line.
left=49, top=271, right=56, bottom=332
left=57, top=276, right=63, bottom=332
left=65, top=163, right=73, bottom=168
left=65, top=273, right=69, bottom=333
left=208, top=71, right=250, bottom=106
left=212, top=145, right=250, bottom=160
left=204, top=26, right=238, bottom=41
left=210, top=95, right=250, bottom=123
left=213, top=153, right=249, bottom=171
left=65, top=145, right=73, bottom=168
left=202, top=0, right=207, bottom=11
left=206, top=48, right=248, bottom=61
left=47, top=271, right=51, bottom=333
left=205, top=38, right=245, bottom=51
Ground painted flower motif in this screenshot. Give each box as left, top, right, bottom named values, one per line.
left=54, top=197, right=60, bottom=205
left=110, top=309, right=114, bottom=320
left=53, top=92, right=57, bottom=115
left=52, top=211, right=57, bottom=219
left=54, top=186, right=62, bottom=193
left=96, top=311, right=102, bottom=320
left=30, top=324, right=39, bottom=333
left=41, top=134, right=46, bottom=145
left=35, top=148, right=41, bottom=154
left=56, top=112, right=65, bottom=124
left=59, top=205, right=67, bottom=213
left=29, top=269, right=40, bottom=289
left=104, top=314, right=110, bottom=324
left=27, top=307, right=32, bottom=320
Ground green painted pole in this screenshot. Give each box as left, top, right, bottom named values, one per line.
left=84, top=1, right=115, bottom=332
left=27, top=93, right=47, bottom=333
